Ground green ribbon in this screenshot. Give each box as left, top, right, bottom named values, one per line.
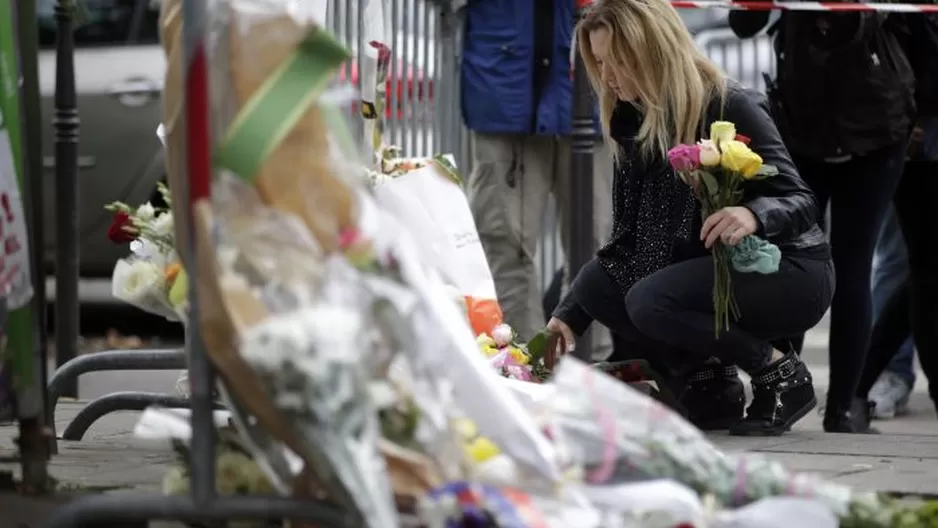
left=215, top=28, right=351, bottom=181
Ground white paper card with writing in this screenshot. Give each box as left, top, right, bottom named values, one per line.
left=371, top=163, right=497, bottom=300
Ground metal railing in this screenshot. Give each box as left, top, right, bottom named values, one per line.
left=695, top=27, right=776, bottom=92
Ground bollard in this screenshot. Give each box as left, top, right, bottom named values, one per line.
left=53, top=0, right=80, bottom=398
left=569, top=0, right=596, bottom=361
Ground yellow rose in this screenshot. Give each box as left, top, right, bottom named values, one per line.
left=710, top=121, right=737, bottom=147
left=476, top=334, right=496, bottom=347
left=697, top=139, right=721, bottom=167
left=507, top=346, right=529, bottom=366
left=481, top=345, right=499, bottom=358
left=719, top=140, right=763, bottom=179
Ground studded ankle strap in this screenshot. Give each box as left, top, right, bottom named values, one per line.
left=752, top=355, right=800, bottom=386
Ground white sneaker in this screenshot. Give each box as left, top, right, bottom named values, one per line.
left=868, top=370, right=912, bottom=420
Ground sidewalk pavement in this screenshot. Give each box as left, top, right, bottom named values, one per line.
left=0, top=392, right=935, bottom=525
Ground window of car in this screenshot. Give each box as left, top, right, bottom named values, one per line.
left=37, top=0, right=160, bottom=49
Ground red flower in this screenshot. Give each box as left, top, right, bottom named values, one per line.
left=734, top=134, right=752, bottom=145
left=107, top=211, right=137, bottom=244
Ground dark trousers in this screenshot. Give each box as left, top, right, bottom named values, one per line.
left=571, top=255, right=833, bottom=375
left=794, top=143, right=907, bottom=412
left=858, top=159, right=938, bottom=404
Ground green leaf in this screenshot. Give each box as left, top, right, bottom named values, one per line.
left=432, top=154, right=462, bottom=185
left=698, top=170, right=720, bottom=197
left=525, top=330, right=549, bottom=360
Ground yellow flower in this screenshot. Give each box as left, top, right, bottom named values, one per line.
left=465, top=436, right=501, bottom=463
left=719, top=140, right=763, bottom=178
left=698, top=139, right=721, bottom=167
left=710, top=121, right=737, bottom=147
left=453, top=417, right=479, bottom=439
left=476, top=334, right=495, bottom=348
left=507, top=346, right=529, bottom=366
left=481, top=345, right=499, bottom=358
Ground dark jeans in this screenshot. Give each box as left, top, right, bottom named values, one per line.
left=570, top=255, right=833, bottom=374
left=794, top=143, right=906, bottom=412
left=858, top=159, right=938, bottom=404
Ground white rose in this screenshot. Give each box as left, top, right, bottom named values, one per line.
left=111, top=259, right=168, bottom=316
left=698, top=139, right=721, bottom=167
left=152, top=212, right=174, bottom=238
left=136, top=202, right=156, bottom=222
left=492, top=323, right=513, bottom=347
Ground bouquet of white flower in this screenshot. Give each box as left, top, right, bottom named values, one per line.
left=104, top=183, right=187, bottom=321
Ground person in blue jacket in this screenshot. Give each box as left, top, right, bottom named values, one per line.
left=461, top=0, right=614, bottom=345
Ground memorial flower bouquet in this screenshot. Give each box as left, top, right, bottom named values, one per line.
left=104, top=182, right=188, bottom=321
left=476, top=324, right=550, bottom=382
left=667, top=121, right=782, bottom=336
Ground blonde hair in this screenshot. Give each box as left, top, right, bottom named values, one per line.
left=576, top=0, right=726, bottom=161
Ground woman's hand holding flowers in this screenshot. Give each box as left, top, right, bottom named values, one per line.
left=701, top=206, right=758, bottom=249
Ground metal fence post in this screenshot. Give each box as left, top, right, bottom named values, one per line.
left=569, top=0, right=595, bottom=361
left=53, top=0, right=80, bottom=398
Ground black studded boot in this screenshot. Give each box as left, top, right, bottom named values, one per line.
left=729, top=352, right=816, bottom=436
left=680, top=363, right=745, bottom=430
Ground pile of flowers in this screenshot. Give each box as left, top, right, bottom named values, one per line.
left=476, top=324, right=549, bottom=382
left=104, top=182, right=187, bottom=322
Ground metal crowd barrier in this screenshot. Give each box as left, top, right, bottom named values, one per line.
left=695, top=27, right=777, bottom=92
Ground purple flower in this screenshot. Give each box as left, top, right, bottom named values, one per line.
left=667, top=144, right=701, bottom=173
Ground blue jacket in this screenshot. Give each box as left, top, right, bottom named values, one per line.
left=461, top=0, right=579, bottom=136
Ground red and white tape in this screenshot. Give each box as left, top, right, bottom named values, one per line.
left=670, top=1, right=938, bottom=12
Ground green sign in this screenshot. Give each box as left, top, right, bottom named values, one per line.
left=0, top=1, right=36, bottom=390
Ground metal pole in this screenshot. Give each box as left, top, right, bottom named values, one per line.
left=569, top=0, right=596, bottom=361
left=182, top=0, right=217, bottom=505
left=53, top=0, right=79, bottom=398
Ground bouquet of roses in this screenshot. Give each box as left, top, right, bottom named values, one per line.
left=104, top=182, right=188, bottom=321
left=667, top=121, right=782, bottom=336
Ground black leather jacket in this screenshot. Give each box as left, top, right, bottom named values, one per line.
left=713, top=83, right=829, bottom=254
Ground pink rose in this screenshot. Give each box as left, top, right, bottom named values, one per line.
left=667, top=144, right=701, bottom=173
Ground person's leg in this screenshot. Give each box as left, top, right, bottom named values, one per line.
left=865, top=203, right=915, bottom=419
left=894, top=159, right=938, bottom=413
left=467, top=133, right=551, bottom=340
left=859, top=278, right=912, bottom=402
left=625, top=255, right=833, bottom=435
left=824, top=144, right=906, bottom=432
left=570, top=257, right=746, bottom=428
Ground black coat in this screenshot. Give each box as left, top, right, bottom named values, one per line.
left=730, top=11, right=916, bottom=160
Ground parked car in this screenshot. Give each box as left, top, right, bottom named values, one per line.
left=37, top=0, right=165, bottom=287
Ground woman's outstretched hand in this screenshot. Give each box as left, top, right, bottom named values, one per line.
left=545, top=317, right=576, bottom=369
left=701, top=206, right=758, bottom=249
